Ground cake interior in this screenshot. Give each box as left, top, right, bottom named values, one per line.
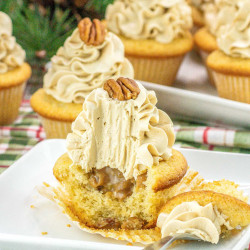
left=53, top=152, right=201, bottom=230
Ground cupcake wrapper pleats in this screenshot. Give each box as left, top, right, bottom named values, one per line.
left=211, top=71, right=250, bottom=104
left=0, top=82, right=26, bottom=125
left=200, top=50, right=215, bottom=86
left=39, top=116, right=72, bottom=139
left=126, top=55, right=184, bottom=86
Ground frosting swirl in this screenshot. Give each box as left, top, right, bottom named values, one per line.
left=0, top=12, right=25, bottom=74
left=204, top=0, right=239, bottom=37
left=66, top=82, right=175, bottom=180
left=157, top=201, right=232, bottom=244
left=106, top=0, right=192, bottom=44
left=44, top=29, right=134, bottom=103
left=217, top=0, right=250, bottom=58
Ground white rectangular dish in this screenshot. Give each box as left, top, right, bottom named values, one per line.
left=0, top=139, right=249, bottom=250
left=142, top=52, right=250, bottom=129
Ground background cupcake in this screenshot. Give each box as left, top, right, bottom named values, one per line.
left=31, top=18, right=134, bottom=139
left=207, top=0, right=250, bottom=103
left=194, top=0, right=237, bottom=85
left=0, top=11, right=31, bottom=125
left=106, top=0, right=193, bottom=86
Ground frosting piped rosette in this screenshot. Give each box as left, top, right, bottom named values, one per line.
left=106, top=0, right=192, bottom=44
left=0, top=12, right=25, bottom=74
left=44, top=18, right=134, bottom=104
left=66, top=79, right=175, bottom=180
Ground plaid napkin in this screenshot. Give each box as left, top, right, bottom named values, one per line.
left=0, top=100, right=249, bottom=172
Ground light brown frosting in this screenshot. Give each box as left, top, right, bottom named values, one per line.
left=217, top=0, right=250, bottom=58
left=0, top=12, right=25, bottom=74
left=204, top=0, right=240, bottom=37
left=106, top=0, right=192, bottom=44
left=44, top=29, right=134, bottom=103
left=66, top=82, right=175, bottom=180
left=157, top=201, right=232, bottom=244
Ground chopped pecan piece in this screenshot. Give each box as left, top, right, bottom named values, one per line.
left=103, top=77, right=141, bottom=101
left=78, top=17, right=106, bottom=46
left=121, top=217, right=145, bottom=230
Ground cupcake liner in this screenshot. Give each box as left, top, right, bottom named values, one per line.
left=211, top=71, right=250, bottom=104
left=200, top=50, right=215, bottom=86
left=126, top=55, right=184, bottom=86
left=39, top=115, right=72, bottom=139
left=0, top=82, right=26, bottom=125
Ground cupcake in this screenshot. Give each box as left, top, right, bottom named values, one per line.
left=30, top=18, right=134, bottom=138
left=194, top=0, right=237, bottom=85
left=189, top=0, right=211, bottom=32
left=0, top=12, right=31, bottom=125
left=207, top=0, right=250, bottom=104
left=105, top=0, right=193, bottom=86
left=50, top=78, right=205, bottom=243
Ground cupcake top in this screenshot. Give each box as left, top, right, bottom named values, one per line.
left=44, top=18, right=134, bottom=104
left=217, top=0, right=250, bottom=59
left=0, top=12, right=25, bottom=74
left=105, top=0, right=192, bottom=44
left=157, top=201, right=232, bottom=244
left=66, top=78, right=175, bottom=180
left=204, top=0, right=238, bottom=37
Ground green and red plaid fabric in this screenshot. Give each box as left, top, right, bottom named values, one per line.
left=0, top=100, right=250, bottom=173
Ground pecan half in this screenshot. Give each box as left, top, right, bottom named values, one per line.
left=78, top=17, right=106, bottom=46
left=103, top=77, right=141, bottom=101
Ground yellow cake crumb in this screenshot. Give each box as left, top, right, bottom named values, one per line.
left=41, top=232, right=48, bottom=235
left=43, top=182, right=50, bottom=187
left=66, top=224, right=71, bottom=227
left=30, top=205, right=35, bottom=208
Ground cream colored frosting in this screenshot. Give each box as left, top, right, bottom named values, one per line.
left=0, top=12, right=25, bottom=74
left=204, top=0, right=240, bottom=37
left=217, top=0, right=250, bottom=58
left=66, top=82, right=175, bottom=180
left=44, top=29, right=134, bottom=103
left=157, top=201, right=232, bottom=244
left=106, top=0, right=192, bottom=44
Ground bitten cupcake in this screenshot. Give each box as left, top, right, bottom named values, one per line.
left=207, top=0, right=250, bottom=104
left=0, top=12, right=31, bottom=125
left=30, top=18, right=134, bottom=138
left=106, top=0, right=193, bottom=86
left=194, top=0, right=237, bottom=85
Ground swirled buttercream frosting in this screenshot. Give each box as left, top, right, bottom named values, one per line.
left=66, top=82, right=175, bottom=180
left=0, top=12, right=25, bottom=74
left=43, top=28, right=134, bottom=104
left=204, top=0, right=239, bottom=37
left=217, top=0, right=250, bottom=58
left=106, top=0, right=192, bottom=44
left=157, top=201, right=232, bottom=244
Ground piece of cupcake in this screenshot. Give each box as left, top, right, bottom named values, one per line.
left=157, top=180, right=250, bottom=244
left=0, top=12, right=31, bottom=125
left=30, top=18, right=134, bottom=138
left=49, top=78, right=206, bottom=243
left=105, top=0, right=193, bottom=86
left=194, top=1, right=237, bottom=85
left=207, top=0, right=250, bottom=104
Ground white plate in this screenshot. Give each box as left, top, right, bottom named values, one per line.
left=0, top=139, right=249, bottom=250
left=141, top=52, right=250, bottom=129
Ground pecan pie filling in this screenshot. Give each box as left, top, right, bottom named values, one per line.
left=88, top=167, right=147, bottom=200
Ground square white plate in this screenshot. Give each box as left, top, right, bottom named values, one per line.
left=0, top=139, right=249, bottom=250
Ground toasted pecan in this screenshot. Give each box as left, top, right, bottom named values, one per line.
left=103, top=77, right=140, bottom=101
left=78, top=17, right=106, bottom=46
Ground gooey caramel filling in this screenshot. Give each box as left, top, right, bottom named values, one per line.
left=88, top=167, right=147, bottom=230
left=88, top=167, right=147, bottom=200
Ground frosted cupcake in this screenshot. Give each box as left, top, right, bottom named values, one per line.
left=207, top=0, right=250, bottom=103
left=194, top=0, right=237, bottom=85
left=31, top=18, right=134, bottom=138
left=0, top=12, right=31, bottom=125
left=106, top=0, right=193, bottom=86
